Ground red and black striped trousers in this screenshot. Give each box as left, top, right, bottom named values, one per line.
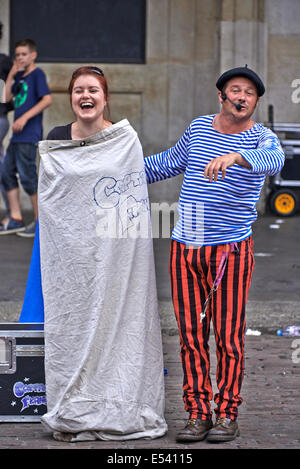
left=169, top=237, right=254, bottom=421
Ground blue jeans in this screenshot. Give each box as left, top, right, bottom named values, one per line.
left=1, top=142, right=38, bottom=195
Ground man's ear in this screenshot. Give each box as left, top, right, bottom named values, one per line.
left=217, top=90, right=224, bottom=105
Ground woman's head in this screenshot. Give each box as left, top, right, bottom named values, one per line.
left=68, top=66, right=111, bottom=121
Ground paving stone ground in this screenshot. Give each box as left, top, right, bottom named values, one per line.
left=0, top=333, right=299, bottom=451
left=0, top=213, right=299, bottom=455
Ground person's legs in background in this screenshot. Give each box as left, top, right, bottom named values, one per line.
left=0, top=115, right=10, bottom=224
left=0, top=142, right=38, bottom=236
left=15, top=142, right=38, bottom=237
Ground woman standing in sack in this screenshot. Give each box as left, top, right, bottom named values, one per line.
left=21, top=66, right=167, bottom=443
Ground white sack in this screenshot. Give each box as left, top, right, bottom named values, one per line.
left=38, top=120, right=167, bottom=440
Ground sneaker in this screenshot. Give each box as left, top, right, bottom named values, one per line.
left=16, top=220, right=37, bottom=238
left=0, top=217, right=25, bottom=235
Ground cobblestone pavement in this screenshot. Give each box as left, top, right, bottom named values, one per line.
left=0, top=213, right=299, bottom=454
left=0, top=333, right=299, bottom=451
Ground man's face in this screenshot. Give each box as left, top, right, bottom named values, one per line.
left=14, top=46, right=37, bottom=72
left=220, top=76, right=259, bottom=118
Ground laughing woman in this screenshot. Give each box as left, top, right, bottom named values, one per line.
left=47, top=66, right=112, bottom=139
left=20, top=66, right=167, bottom=442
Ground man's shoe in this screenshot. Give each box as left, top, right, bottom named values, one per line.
left=0, top=217, right=25, bottom=235
left=16, top=220, right=37, bottom=238
left=176, top=418, right=213, bottom=442
left=206, top=417, right=240, bottom=442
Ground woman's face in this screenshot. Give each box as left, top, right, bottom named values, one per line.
left=71, top=74, right=107, bottom=122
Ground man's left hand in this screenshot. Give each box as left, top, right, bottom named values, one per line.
left=204, top=152, right=250, bottom=182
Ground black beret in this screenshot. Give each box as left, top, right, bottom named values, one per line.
left=216, top=65, right=265, bottom=97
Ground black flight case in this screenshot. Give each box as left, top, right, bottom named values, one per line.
left=0, top=323, right=47, bottom=422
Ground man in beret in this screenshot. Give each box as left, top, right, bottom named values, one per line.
left=144, top=66, right=285, bottom=442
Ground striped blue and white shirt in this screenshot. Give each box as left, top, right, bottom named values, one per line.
left=144, top=114, right=285, bottom=246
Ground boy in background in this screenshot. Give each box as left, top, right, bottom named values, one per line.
left=0, top=38, right=52, bottom=237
